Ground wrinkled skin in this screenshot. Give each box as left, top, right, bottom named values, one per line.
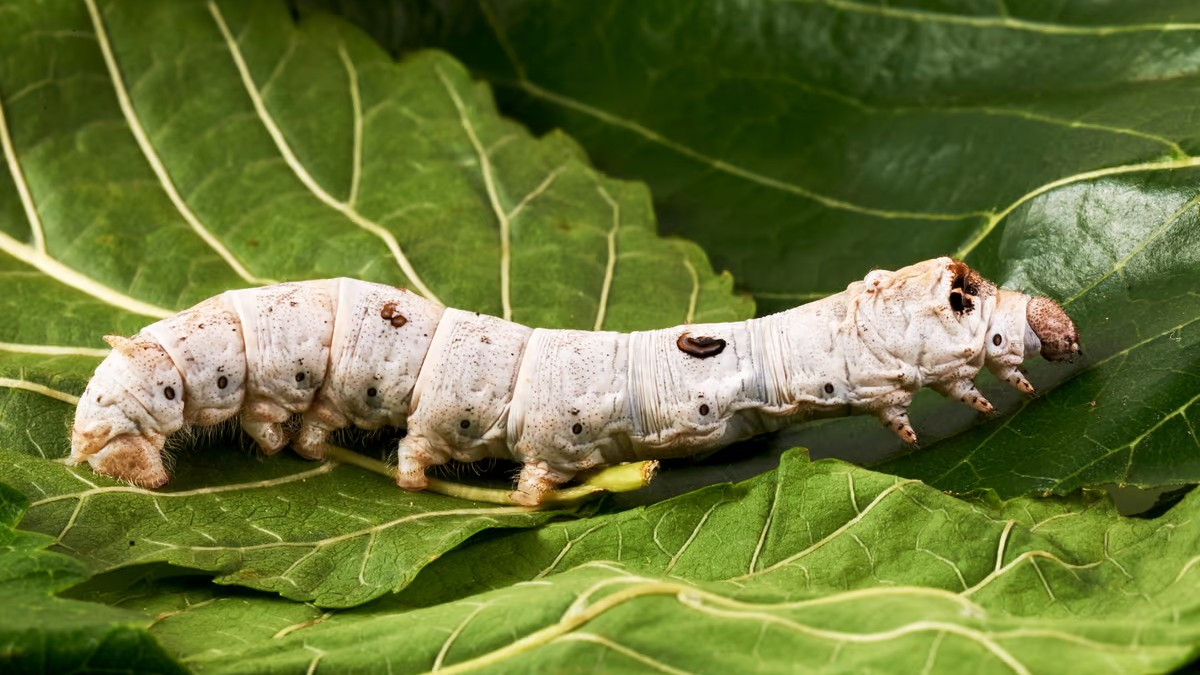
left=70, top=261, right=1080, bottom=503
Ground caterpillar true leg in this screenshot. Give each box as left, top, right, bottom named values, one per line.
left=933, top=378, right=994, bottom=414
left=990, top=363, right=1037, bottom=395
left=878, top=405, right=919, bottom=446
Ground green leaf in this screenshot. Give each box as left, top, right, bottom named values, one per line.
left=75, top=452, right=1200, bottom=673
left=0, top=0, right=749, bottom=608
left=353, top=0, right=1200, bottom=305
left=12, top=444, right=564, bottom=608
left=0, top=483, right=184, bottom=674
left=4, top=3, right=1199, bottom=672
left=318, top=0, right=1200, bottom=496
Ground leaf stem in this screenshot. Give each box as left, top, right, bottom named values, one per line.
left=323, top=445, right=657, bottom=506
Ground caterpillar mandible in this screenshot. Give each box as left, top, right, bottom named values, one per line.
left=70, top=257, right=1080, bottom=506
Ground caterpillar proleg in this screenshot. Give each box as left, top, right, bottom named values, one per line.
left=71, top=257, right=1079, bottom=505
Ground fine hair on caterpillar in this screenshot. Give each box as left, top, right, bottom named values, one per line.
left=70, top=258, right=1080, bottom=506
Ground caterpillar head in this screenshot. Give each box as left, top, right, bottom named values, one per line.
left=856, top=258, right=1081, bottom=445
left=1026, top=296, right=1081, bottom=362
left=983, top=288, right=1080, bottom=395
left=70, top=335, right=185, bottom=487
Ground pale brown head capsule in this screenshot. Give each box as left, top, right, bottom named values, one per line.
left=1027, top=296, right=1081, bottom=362
left=70, top=334, right=183, bottom=487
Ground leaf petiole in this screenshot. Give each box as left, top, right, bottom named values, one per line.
left=323, top=445, right=657, bottom=507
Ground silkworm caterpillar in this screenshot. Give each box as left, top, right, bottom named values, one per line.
left=70, top=257, right=1079, bottom=505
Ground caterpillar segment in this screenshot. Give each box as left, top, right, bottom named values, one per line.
left=70, top=258, right=1080, bottom=505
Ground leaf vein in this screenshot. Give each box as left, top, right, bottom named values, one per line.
left=85, top=0, right=270, bottom=287
left=593, top=183, right=620, bottom=331
left=507, top=79, right=983, bottom=222
left=435, top=64, right=511, bottom=319
left=206, top=1, right=441, bottom=303
left=956, top=156, right=1200, bottom=259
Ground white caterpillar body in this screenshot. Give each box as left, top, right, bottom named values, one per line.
left=71, top=257, right=1079, bottom=505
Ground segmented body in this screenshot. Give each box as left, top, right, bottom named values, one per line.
left=70, top=258, right=1079, bottom=505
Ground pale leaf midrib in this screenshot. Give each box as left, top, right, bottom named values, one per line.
left=0, top=93, right=45, bottom=254
left=29, top=462, right=339, bottom=508
left=592, top=183, right=620, bottom=331
left=85, top=0, right=272, bottom=287
left=809, top=0, right=1200, bottom=35
left=134, top=505, right=533, bottom=555
left=0, top=341, right=110, bottom=358
left=434, top=64, right=511, bottom=320
left=0, top=376, right=79, bottom=405
left=207, top=1, right=442, bottom=304
left=480, top=18, right=1200, bottom=270
left=0, top=230, right=172, bottom=319
left=955, top=156, right=1200, bottom=259
left=709, top=73, right=1190, bottom=156
left=433, top=571, right=1180, bottom=674
left=0, top=89, right=173, bottom=320
left=510, top=79, right=986, bottom=223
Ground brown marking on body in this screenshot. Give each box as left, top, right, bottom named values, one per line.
left=677, top=332, right=726, bottom=359
left=948, top=259, right=991, bottom=316
left=380, top=302, right=407, bottom=327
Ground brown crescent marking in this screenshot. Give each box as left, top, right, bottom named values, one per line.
left=677, top=332, right=727, bottom=358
